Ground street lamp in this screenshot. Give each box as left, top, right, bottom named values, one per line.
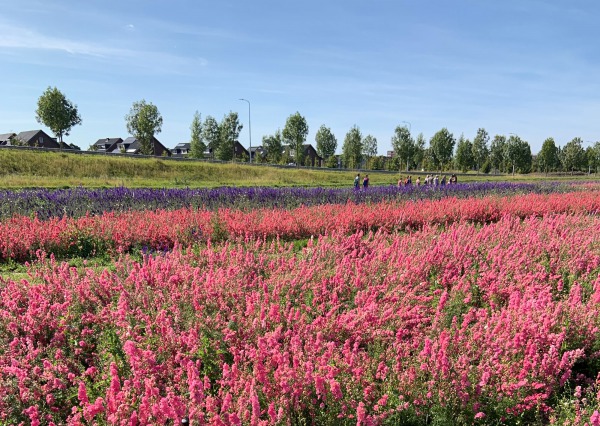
left=239, top=98, right=251, bottom=163
left=402, top=121, right=411, bottom=172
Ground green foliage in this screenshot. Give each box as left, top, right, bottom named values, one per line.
left=472, top=128, right=490, bottom=171
left=429, top=128, right=455, bottom=170
left=315, top=124, right=337, bottom=159
left=263, top=130, right=283, bottom=163
left=561, top=137, right=586, bottom=173
left=454, top=134, right=474, bottom=172
left=586, top=143, right=600, bottom=173
left=391, top=124, right=415, bottom=172
left=480, top=159, right=492, bottom=174
left=414, top=133, right=426, bottom=170
left=538, top=137, right=559, bottom=174
left=283, top=112, right=309, bottom=165
left=202, top=115, right=220, bottom=158
left=35, top=86, right=82, bottom=145
left=505, top=135, right=532, bottom=174
left=490, top=135, right=507, bottom=173
left=217, top=111, right=243, bottom=161
left=341, top=125, right=363, bottom=169
left=189, top=110, right=205, bottom=158
left=371, top=155, right=385, bottom=170
left=362, top=134, right=378, bottom=168
left=325, top=155, right=338, bottom=168
left=124, top=99, right=163, bottom=155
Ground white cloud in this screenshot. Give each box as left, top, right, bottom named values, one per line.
left=0, top=21, right=207, bottom=74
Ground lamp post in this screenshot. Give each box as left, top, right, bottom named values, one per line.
left=239, top=98, right=251, bottom=163
left=402, top=121, right=411, bottom=172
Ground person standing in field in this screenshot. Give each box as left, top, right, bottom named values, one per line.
left=363, top=174, right=369, bottom=189
left=354, top=173, right=360, bottom=190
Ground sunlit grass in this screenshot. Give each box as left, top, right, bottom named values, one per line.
left=0, top=149, right=596, bottom=188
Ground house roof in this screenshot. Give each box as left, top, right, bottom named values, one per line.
left=0, top=132, right=16, bottom=141
left=119, top=136, right=170, bottom=154
left=16, top=130, right=44, bottom=142
left=174, top=142, right=191, bottom=149
left=94, top=138, right=122, bottom=145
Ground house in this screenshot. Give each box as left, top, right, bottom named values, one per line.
left=233, top=141, right=249, bottom=160
left=117, top=136, right=171, bottom=156
left=172, top=142, right=191, bottom=158
left=0, top=133, right=16, bottom=145
left=92, top=138, right=123, bottom=153
left=248, top=146, right=266, bottom=162
left=14, top=130, right=60, bottom=149
left=303, top=144, right=323, bottom=167
left=282, top=144, right=323, bottom=167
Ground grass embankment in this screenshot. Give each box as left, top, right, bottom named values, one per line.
left=0, top=149, right=578, bottom=189
left=0, top=150, right=378, bottom=188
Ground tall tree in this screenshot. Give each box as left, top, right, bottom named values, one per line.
left=315, top=125, right=337, bottom=159
left=589, top=142, right=600, bottom=174
left=362, top=135, right=378, bottom=169
left=125, top=100, right=163, bottom=155
left=35, top=86, right=82, bottom=148
left=263, top=130, right=283, bottom=163
left=202, top=116, right=220, bottom=159
left=282, top=112, right=309, bottom=166
left=490, top=135, right=507, bottom=173
left=471, top=128, right=490, bottom=173
left=585, top=145, right=597, bottom=174
left=391, top=125, right=414, bottom=172
left=454, top=134, right=474, bottom=172
left=217, top=111, right=243, bottom=161
left=537, top=137, right=559, bottom=174
left=561, top=137, right=586, bottom=173
left=429, top=128, right=455, bottom=170
left=504, top=135, right=532, bottom=174
left=341, top=125, right=363, bottom=169
left=414, top=133, right=426, bottom=171
left=189, top=110, right=205, bottom=158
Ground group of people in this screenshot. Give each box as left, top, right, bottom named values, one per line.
left=354, top=173, right=369, bottom=189
left=355, top=173, right=458, bottom=189
left=414, top=174, right=458, bottom=186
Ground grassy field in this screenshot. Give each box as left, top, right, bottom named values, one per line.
left=0, top=148, right=594, bottom=188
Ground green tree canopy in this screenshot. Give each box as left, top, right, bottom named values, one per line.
left=362, top=135, right=378, bottom=169
left=561, top=137, right=586, bottom=173
left=391, top=125, right=414, bottom=172
left=35, top=86, right=82, bottom=146
left=263, top=130, right=283, bottom=163
left=414, top=133, right=426, bottom=170
left=189, top=111, right=205, bottom=158
left=490, top=135, right=507, bottom=173
left=454, top=134, right=474, bottom=172
left=537, top=137, right=559, bottom=174
left=202, top=116, right=220, bottom=158
left=429, top=128, right=455, bottom=170
left=282, top=112, right=309, bottom=165
left=471, top=128, right=490, bottom=172
left=341, top=125, right=363, bottom=169
left=125, top=100, right=163, bottom=155
left=315, top=125, right=337, bottom=159
left=587, top=142, right=600, bottom=174
left=505, top=135, right=532, bottom=174
left=217, top=111, right=243, bottom=161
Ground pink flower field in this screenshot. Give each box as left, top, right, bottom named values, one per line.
left=1, top=188, right=600, bottom=424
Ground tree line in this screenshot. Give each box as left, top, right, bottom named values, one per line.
left=33, top=87, right=600, bottom=173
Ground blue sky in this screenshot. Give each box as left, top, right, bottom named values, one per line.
left=1, top=0, right=599, bottom=154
